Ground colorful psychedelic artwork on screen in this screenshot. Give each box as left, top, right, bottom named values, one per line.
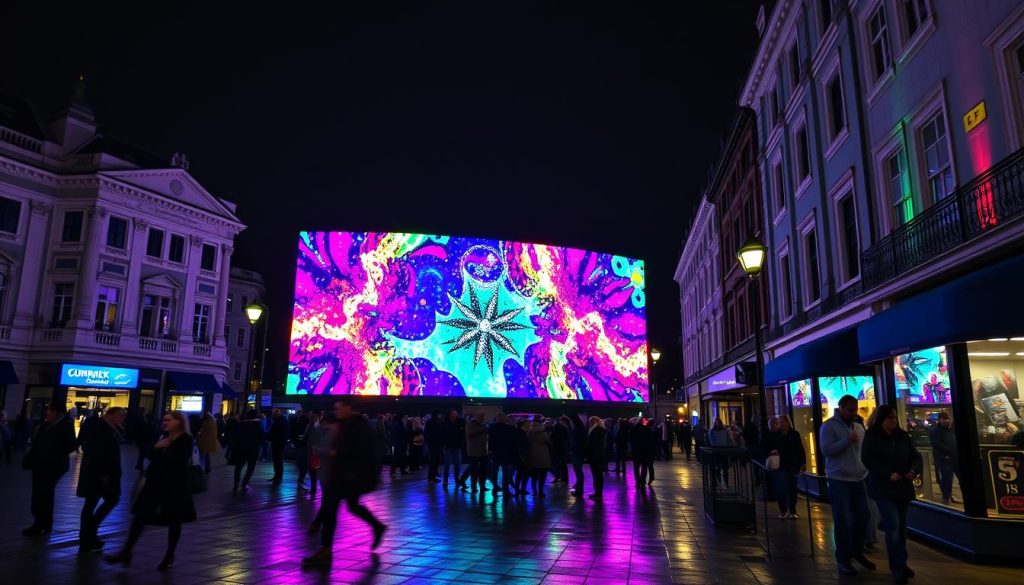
left=819, top=376, right=876, bottom=422
left=788, top=379, right=811, bottom=407
left=287, top=232, right=649, bottom=401
left=894, top=346, right=951, bottom=404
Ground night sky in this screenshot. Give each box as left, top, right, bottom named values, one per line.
left=3, top=1, right=760, bottom=391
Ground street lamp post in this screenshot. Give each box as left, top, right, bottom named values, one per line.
left=650, top=348, right=661, bottom=421
left=737, top=236, right=769, bottom=443
left=245, top=300, right=267, bottom=410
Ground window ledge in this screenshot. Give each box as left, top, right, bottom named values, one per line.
left=772, top=207, right=787, bottom=227
left=794, top=175, right=813, bottom=199
left=802, top=298, right=822, bottom=312
left=835, top=275, right=862, bottom=294
left=864, top=67, right=896, bottom=107
left=0, top=231, right=17, bottom=242
left=896, top=20, right=936, bottom=68
left=823, top=127, right=851, bottom=162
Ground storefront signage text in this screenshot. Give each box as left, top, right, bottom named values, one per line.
left=988, top=449, right=1024, bottom=517
left=963, top=101, right=987, bottom=133
left=60, top=364, right=139, bottom=389
left=706, top=367, right=744, bottom=393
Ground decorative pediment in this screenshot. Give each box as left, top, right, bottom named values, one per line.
left=141, top=273, right=183, bottom=296
left=100, top=168, right=238, bottom=223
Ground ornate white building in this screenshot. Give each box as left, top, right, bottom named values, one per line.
left=0, top=83, right=245, bottom=420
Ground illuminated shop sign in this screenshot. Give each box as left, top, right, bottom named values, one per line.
left=60, top=363, right=139, bottom=389
left=706, top=366, right=743, bottom=393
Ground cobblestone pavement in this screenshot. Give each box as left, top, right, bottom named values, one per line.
left=0, top=448, right=1019, bottom=584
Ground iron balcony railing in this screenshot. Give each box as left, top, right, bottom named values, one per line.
left=862, top=146, right=1024, bottom=291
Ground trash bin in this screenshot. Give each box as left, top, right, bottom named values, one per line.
left=701, top=446, right=755, bottom=525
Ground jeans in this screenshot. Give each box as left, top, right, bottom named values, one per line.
left=427, top=445, right=442, bottom=480
left=875, top=498, right=909, bottom=574
left=572, top=457, right=585, bottom=493
left=935, top=456, right=958, bottom=501
left=498, top=462, right=515, bottom=493
left=826, top=478, right=869, bottom=565
left=31, top=469, right=63, bottom=529
left=442, top=448, right=462, bottom=483
left=590, top=461, right=605, bottom=496
left=80, top=493, right=119, bottom=544
left=680, top=439, right=691, bottom=459
left=234, top=454, right=258, bottom=488
left=772, top=470, right=798, bottom=514
left=865, top=494, right=880, bottom=546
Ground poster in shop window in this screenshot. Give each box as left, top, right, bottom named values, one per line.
left=987, top=450, right=1024, bottom=516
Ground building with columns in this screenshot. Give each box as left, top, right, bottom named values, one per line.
left=0, top=85, right=244, bottom=421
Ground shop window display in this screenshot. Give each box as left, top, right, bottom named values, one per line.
left=894, top=346, right=962, bottom=509
left=966, top=338, right=1024, bottom=519
left=788, top=379, right=816, bottom=473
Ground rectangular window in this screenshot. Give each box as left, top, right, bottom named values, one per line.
left=62, top=211, right=83, bottom=242
left=886, top=148, right=914, bottom=227
left=838, top=194, right=861, bottom=281
left=193, top=303, right=211, bottom=343
left=106, top=216, right=128, bottom=249
left=168, top=234, right=185, bottom=263
left=780, top=253, right=793, bottom=319
left=796, top=125, right=811, bottom=182
left=0, top=197, right=21, bottom=234
left=789, top=44, right=801, bottom=90
left=921, top=112, right=954, bottom=202
left=236, top=328, right=245, bottom=349
left=234, top=362, right=243, bottom=381
left=902, top=0, right=930, bottom=40
left=869, top=4, right=892, bottom=81
left=803, top=228, right=822, bottom=303
left=201, top=243, right=217, bottom=271
left=770, top=86, right=781, bottom=125
left=94, top=286, right=119, bottom=331
left=52, top=282, right=75, bottom=326
left=772, top=162, right=786, bottom=216
left=241, top=295, right=249, bottom=314
left=826, top=73, right=847, bottom=140
left=146, top=228, right=164, bottom=258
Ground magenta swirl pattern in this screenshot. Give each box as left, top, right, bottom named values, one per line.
left=287, top=231, right=649, bottom=401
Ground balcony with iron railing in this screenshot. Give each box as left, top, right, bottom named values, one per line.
left=862, top=147, right=1024, bottom=291
left=27, top=323, right=225, bottom=365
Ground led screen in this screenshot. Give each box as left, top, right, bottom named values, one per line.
left=788, top=379, right=811, bottom=407
left=894, top=346, right=951, bottom=404
left=288, top=231, right=648, bottom=401
left=819, top=376, right=876, bottom=410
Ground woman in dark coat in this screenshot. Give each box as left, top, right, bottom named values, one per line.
left=762, top=414, right=806, bottom=518
left=586, top=417, right=608, bottom=499
left=105, top=411, right=196, bottom=571
left=861, top=404, right=923, bottom=584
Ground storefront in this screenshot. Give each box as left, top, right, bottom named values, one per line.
left=763, top=327, right=878, bottom=497
left=857, top=254, right=1024, bottom=563
left=165, top=371, right=222, bottom=414
left=699, top=363, right=760, bottom=429
left=59, top=363, right=140, bottom=435
left=219, top=382, right=240, bottom=415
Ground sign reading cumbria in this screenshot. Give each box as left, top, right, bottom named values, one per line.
left=60, top=364, right=139, bottom=389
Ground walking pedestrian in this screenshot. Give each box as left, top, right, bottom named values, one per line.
left=197, top=412, right=219, bottom=473
left=104, top=411, right=197, bottom=571
left=928, top=412, right=960, bottom=505
left=465, top=412, right=489, bottom=492
left=424, top=410, right=443, bottom=482
left=309, top=412, right=337, bottom=531
left=232, top=409, right=265, bottom=492
left=305, top=411, right=326, bottom=499
left=0, top=410, right=13, bottom=464
left=692, top=418, right=708, bottom=463
left=614, top=418, right=631, bottom=473
left=78, top=407, right=126, bottom=553
left=389, top=414, right=410, bottom=476
left=223, top=412, right=238, bottom=463
left=268, top=409, right=288, bottom=485
left=22, top=403, right=77, bottom=537
left=302, top=398, right=388, bottom=565
left=527, top=419, right=551, bottom=497
left=762, top=414, right=806, bottom=519
left=440, top=410, right=462, bottom=487
left=677, top=419, right=693, bottom=460
left=568, top=415, right=587, bottom=497
left=551, top=417, right=570, bottom=483
left=587, top=416, right=607, bottom=499
left=821, top=395, right=876, bottom=576
left=862, top=404, right=923, bottom=584
left=293, top=410, right=311, bottom=490
left=408, top=417, right=424, bottom=471
left=514, top=419, right=532, bottom=495
left=489, top=413, right=515, bottom=495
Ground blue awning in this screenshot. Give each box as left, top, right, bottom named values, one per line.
left=166, top=371, right=221, bottom=394
left=763, top=327, right=874, bottom=385
left=0, top=360, right=18, bottom=385
left=220, top=382, right=239, bottom=399
left=858, top=254, right=1024, bottom=362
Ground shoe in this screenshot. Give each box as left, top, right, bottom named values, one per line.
left=157, top=554, right=175, bottom=571
left=104, top=551, right=132, bottom=566
left=301, top=547, right=332, bottom=565
left=852, top=554, right=876, bottom=570
left=428, top=478, right=439, bottom=483
left=778, top=513, right=788, bottom=519
left=903, top=566, right=915, bottom=578
left=789, top=512, right=799, bottom=519
left=21, top=526, right=51, bottom=537
left=371, top=524, right=388, bottom=550
left=837, top=564, right=858, bottom=576
left=241, top=484, right=250, bottom=492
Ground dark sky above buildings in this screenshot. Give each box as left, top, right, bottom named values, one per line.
left=3, top=1, right=761, bottom=389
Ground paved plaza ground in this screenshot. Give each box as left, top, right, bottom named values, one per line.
left=0, top=447, right=1020, bottom=584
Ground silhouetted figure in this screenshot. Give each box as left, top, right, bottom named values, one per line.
left=22, top=403, right=76, bottom=537
left=78, top=407, right=126, bottom=553
left=587, top=417, right=608, bottom=499
left=231, top=409, right=265, bottom=492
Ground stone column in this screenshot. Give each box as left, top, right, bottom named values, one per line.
left=178, top=234, right=203, bottom=342
left=13, top=201, right=53, bottom=328
left=74, top=206, right=107, bottom=327
left=212, top=244, right=233, bottom=347
left=120, top=217, right=149, bottom=334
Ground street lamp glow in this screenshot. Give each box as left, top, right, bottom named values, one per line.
left=246, top=302, right=265, bottom=325
left=737, top=237, right=768, bottom=278
left=651, top=349, right=662, bottom=362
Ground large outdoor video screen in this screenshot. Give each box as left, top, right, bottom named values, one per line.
left=287, top=232, right=649, bottom=401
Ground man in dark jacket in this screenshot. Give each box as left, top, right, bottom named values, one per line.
left=928, top=412, right=960, bottom=504
left=302, top=398, right=388, bottom=565
left=232, top=409, right=265, bottom=492
left=568, top=415, right=588, bottom=497
left=78, top=407, right=126, bottom=552
left=440, top=410, right=462, bottom=486
left=389, top=415, right=410, bottom=476
left=677, top=420, right=693, bottom=460
left=292, top=410, right=311, bottom=490
left=424, top=410, right=443, bottom=482
left=23, top=403, right=77, bottom=536
left=268, top=409, right=289, bottom=485
left=489, top=414, right=516, bottom=494
left=587, top=418, right=608, bottom=499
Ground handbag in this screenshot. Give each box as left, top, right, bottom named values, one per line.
left=310, top=449, right=321, bottom=471
left=186, top=444, right=207, bottom=495
left=766, top=453, right=781, bottom=471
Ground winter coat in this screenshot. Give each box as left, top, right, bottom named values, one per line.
left=630, top=424, right=657, bottom=459
left=515, top=428, right=530, bottom=467
left=862, top=427, right=923, bottom=503
left=441, top=419, right=462, bottom=450
left=587, top=426, right=608, bottom=464
left=489, top=423, right=516, bottom=464
left=197, top=417, right=220, bottom=454
left=707, top=427, right=736, bottom=447
left=25, top=416, right=77, bottom=476
left=569, top=417, right=587, bottom=463
left=133, top=433, right=196, bottom=525
left=231, top=419, right=265, bottom=463
left=465, top=418, right=489, bottom=458
left=527, top=426, right=552, bottom=469
left=929, top=424, right=957, bottom=462
left=268, top=416, right=289, bottom=447
left=762, top=430, right=806, bottom=474
left=77, top=420, right=122, bottom=499
left=551, top=423, right=569, bottom=457
left=424, top=416, right=443, bottom=447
